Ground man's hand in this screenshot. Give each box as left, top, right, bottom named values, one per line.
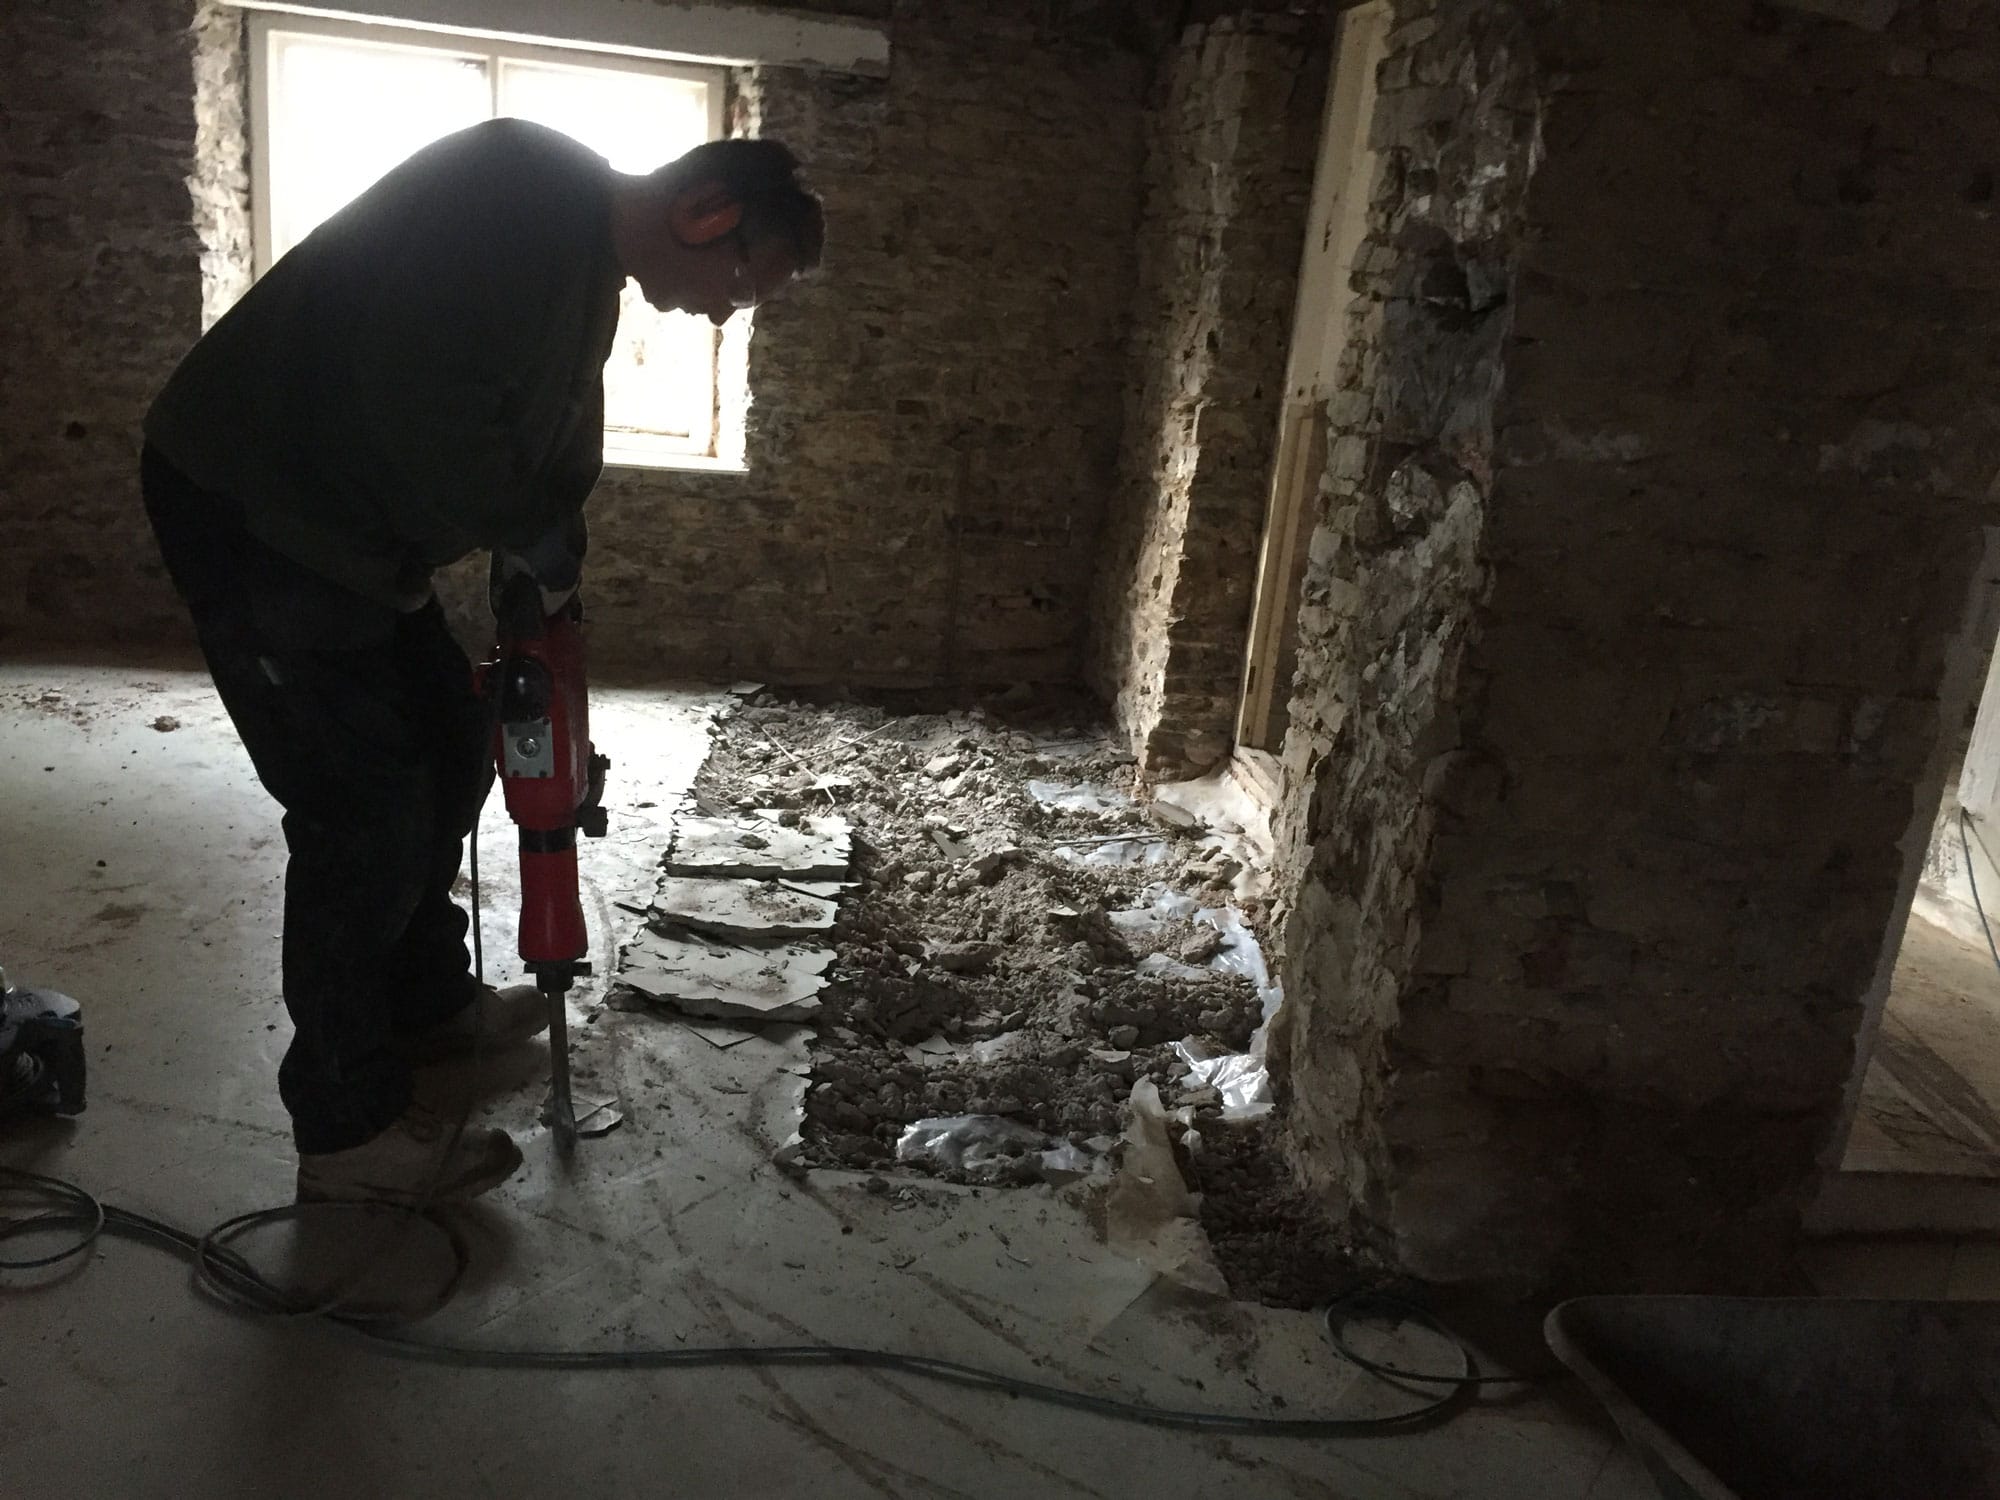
left=490, top=514, right=586, bottom=621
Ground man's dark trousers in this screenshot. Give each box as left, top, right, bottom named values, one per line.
left=141, top=445, right=491, bottom=1153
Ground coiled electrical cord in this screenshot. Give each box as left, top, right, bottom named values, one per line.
left=1, top=685, right=1560, bottom=1438
left=0, top=1157, right=1564, bottom=1437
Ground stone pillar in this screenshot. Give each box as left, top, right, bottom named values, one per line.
left=1088, top=13, right=1325, bottom=776
left=192, top=1, right=251, bottom=331
left=1272, top=0, right=2000, bottom=1291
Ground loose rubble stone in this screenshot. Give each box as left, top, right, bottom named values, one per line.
left=689, top=693, right=1271, bottom=1234
left=928, top=940, right=1001, bottom=975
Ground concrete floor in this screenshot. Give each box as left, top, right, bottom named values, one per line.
left=0, top=658, right=1652, bottom=1500
left=1804, top=937, right=2000, bottom=1293
left=1811, top=911, right=2000, bottom=1235
left=1844, top=913, right=2000, bottom=1179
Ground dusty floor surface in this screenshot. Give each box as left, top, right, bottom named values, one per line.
left=0, top=658, right=1654, bottom=1500
left=1845, top=913, right=2000, bottom=1178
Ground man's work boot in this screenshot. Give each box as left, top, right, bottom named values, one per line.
left=398, top=982, right=550, bottom=1066
left=296, top=1101, right=524, bottom=1205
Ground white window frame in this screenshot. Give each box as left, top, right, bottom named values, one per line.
left=247, top=10, right=738, bottom=469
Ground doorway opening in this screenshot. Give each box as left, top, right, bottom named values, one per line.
left=1821, top=530, right=2000, bottom=1231
left=1233, top=0, right=1388, bottom=795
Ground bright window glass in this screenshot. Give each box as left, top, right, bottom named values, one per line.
left=266, top=34, right=489, bottom=261
left=497, top=58, right=719, bottom=454
left=255, top=19, right=728, bottom=465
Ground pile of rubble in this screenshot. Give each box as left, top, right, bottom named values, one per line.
left=676, top=692, right=1268, bottom=1163
left=611, top=687, right=1344, bottom=1304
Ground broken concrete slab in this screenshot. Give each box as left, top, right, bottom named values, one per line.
left=773, top=879, right=850, bottom=901
left=665, top=811, right=851, bottom=880
left=620, top=928, right=833, bottom=1023
left=652, top=876, right=838, bottom=941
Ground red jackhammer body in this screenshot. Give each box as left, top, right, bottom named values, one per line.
left=481, top=580, right=609, bottom=1150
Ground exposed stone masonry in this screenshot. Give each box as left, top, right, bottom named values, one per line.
left=1271, top=0, right=2000, bottom=1291
left=14, top=0, right=2000, bottom=1296
left=1, top=1, right=210, bottom=647
left=1, top=1, right=1153, bottom=691
left=190, top=1, right=250, bottom=333
left=1087, top=13, right=1324, bottom=776
left=576, top=3, right=1155, bottom=685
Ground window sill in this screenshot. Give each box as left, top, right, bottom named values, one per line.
left=602, top=452, right=750, bottom=477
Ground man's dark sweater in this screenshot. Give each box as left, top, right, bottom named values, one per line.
left=145, top=118, right=623, bottom=620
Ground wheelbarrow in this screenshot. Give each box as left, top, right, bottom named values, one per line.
left=1546, top=1296, right=2000, bottom=1500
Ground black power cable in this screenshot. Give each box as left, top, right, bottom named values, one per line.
left=0, top=1161, right=1561, bottom=1438
left=1321, top=1289, right=1569, bottom=1388
left=4, top=684, right=1561, bottom=1439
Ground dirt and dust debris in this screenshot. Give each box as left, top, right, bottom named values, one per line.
left=7, top=680, right=188, bottom=734
left=687, top=684, right=1329, bottom=1302
left=10, top=687, right=94, bottom=729
left=1180, top=1115, right=1359, bottom=1309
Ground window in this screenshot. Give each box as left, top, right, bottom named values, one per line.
left=249, top=13, right=737, bottom=468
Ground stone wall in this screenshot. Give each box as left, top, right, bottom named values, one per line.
left=1271, top=0, right=2000, bottom=1292
left=1268, top=0, right=1542, bottom=1285
left=1, top=0, right=208, bottom=648
left=577, top=3, right=1155, bottom=683
left=191, top=0, right=251, bottom=332
left=1086, top=14, right=1323, bottom=775
left=0, top=1, right=1154, bottom=689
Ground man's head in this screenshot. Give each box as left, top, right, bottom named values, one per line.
left=612, top=138, right=823, bottom=325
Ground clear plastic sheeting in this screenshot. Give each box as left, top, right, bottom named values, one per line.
left=895, top=1115, right=1097, bottom=1185
left=1152, top=767, right=1274, bottom=902
left=1027, top=780, right=1131, bottom=815
left=1108, top=886, right=1200, bottom=938
left=1104, top=1079, right=1230, bottom=1297
left=1172, top=1037, right=1274, bottom=1120
left=1151, top=768, right=1267, bottom=849
left=1056, top=836, right=1171, bottom=868
left=1110, top=887, right=1277, bottom=1010
left=1096, top=885, right=1283, bottom=1121
left=1033, top=781, right=1171, bottom=867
